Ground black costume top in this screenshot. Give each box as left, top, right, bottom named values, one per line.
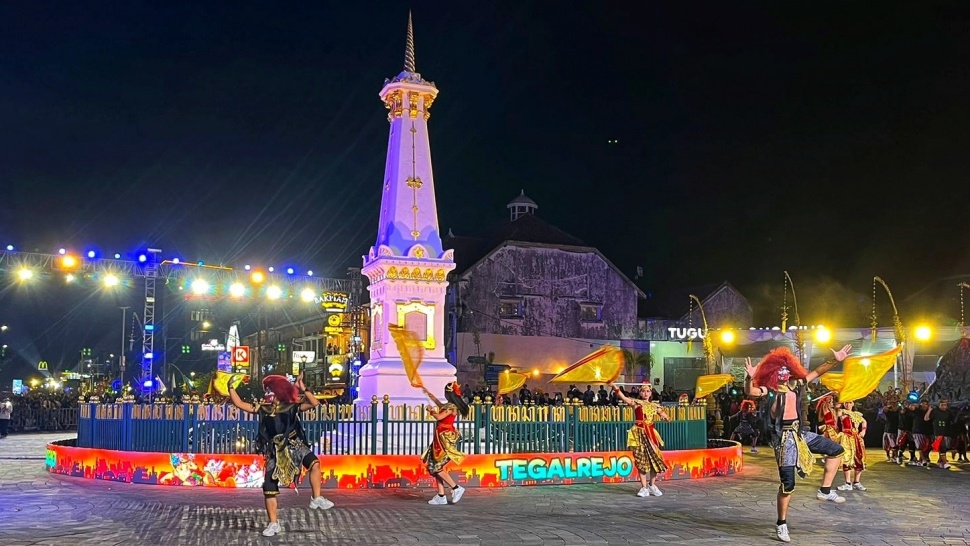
left=255, top=402, right=307, bottom=456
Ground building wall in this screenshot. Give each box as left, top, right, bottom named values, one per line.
left=458, top=245, right=640, bottom=340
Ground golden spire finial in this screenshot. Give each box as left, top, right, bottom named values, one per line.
left=404, top=11, right=416, bottom=73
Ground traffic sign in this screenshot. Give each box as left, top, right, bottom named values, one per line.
left=232, top=346, right=250, bottom=365
left=484, top=363, right=510, bottom=384
left=467, top=356, right=488, bottom=365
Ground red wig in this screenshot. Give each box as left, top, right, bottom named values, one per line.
left=739, top=399, right=756, bottom=412
left=262, top=375, right=300, bottom=404
left=752, top=347, right=808, bottom=391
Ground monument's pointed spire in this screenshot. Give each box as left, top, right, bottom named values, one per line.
left=404, top=11, right=416, bottom=73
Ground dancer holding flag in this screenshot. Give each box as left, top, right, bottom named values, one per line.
left=610, top=382, right=670, bottom=497
left=745, top=345, right=851, bottom=543
left=226, top=373, right=334, bottom=537
left=420, top=381, right=470, bottom=505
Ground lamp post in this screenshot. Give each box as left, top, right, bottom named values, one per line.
left=119, top=306, right=130, bottom=382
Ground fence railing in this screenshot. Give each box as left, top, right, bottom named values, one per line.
left=8, top=408, right=78, bottom=433
left=76, top=401, right=707, bottom=455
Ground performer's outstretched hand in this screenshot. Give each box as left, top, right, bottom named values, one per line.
left=831, top=344, right=852, bottom=361
left=744, top=357, right=758, bottom=378
left=295, top=373, right=306, bottom=392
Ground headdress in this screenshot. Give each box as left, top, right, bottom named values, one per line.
left=448, top=381, right=462, bottom=397
left=262, top=375, right=300, bottom=404
left=739, top=399, right=756, bottom=412
left=752, top=347, right=808, bottom=391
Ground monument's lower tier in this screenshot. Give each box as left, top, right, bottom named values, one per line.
left=45, top=439, right=742, bottom=488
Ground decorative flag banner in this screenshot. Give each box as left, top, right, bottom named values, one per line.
left=209, top=371, right=249, bottom=397
left=388, top=324, right=424, bottom=387
left=819, top=346, right=901, bottom=403
left=549, top=346, right=624, bottom=385
left=694, top=374, right=734, bottom=399
left=498, top=371, right=529, bottom=395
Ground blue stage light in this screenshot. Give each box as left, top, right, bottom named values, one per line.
left=286, top=267, right=294, bottom=275
left=87, top=250, right=97, bottom=258
left=307, top=270, right=313, bottom=276
left=138, top=254, right=147, bottom=263
left=5, top=245, right=13, bottom=251
left=114, top=253, right=122, bottom=259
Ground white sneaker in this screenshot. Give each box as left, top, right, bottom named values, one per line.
left=451, top=486, right=465, bottom=503
left=836, top=483, right=853, bottom=491
left=852, top=483, right=867, bottom=491
left=939, top=462, right=952, bottom=470
left=262, top=522, right=282, bottom=537
left=428, top=495, right=447, bottom=505
left=751, top=447, right=758, bottom=453
left=776, top=523, right=791, bottom=543
left=816, top=490, right=846, bottom=503
left=310, top=496, right=334, bottom=510
left=636, top=487, right=649, bottom=497
left=648, top=485, right=663, bottom=496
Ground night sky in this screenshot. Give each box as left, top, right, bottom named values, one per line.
left=2, top=2, right=969, bottom=369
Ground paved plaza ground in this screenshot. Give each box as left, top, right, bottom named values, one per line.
left=1, top=433, right=969, bottom=545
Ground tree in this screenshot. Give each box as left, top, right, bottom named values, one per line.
left=621, top=349, right=652, bottom=382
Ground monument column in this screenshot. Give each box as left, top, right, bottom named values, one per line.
left=357, top=13, right=456, bottom=406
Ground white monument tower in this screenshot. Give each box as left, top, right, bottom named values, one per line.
left=358, top=13, right=456, bottom=406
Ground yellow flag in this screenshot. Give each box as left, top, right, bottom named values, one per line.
left=694, top=374, right=734, bottom=399
left=498, top=371, right=529, bottom=395
left=819, top=346, right=900, bottom=402
left=210, top=371, right=248, bottom=397
left=549, top=346, right=624, bottom=384
left=388, top=324, right=424, bottom=387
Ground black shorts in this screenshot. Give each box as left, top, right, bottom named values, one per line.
left=263, top=450, right=319, bottom=495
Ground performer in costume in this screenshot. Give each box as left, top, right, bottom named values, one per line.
left=729, top=399, right=762, bottom=453
left=836, top=400, right=867, bottom=490
left=420, top=382, right=470, bottom=505
left=745, top=345, right=851, bottom=544
left=610, top=382, right=671, bottom=497
left=815, top=394, right=852, bottom=470
left=227, top=373, right=334, bottom=537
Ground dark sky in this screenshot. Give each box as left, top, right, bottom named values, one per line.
left=2, top=1, right=970, bottom=368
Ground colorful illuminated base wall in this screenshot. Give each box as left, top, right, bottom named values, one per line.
left=46, top=441, right=742, bottom=489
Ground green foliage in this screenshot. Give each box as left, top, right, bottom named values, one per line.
left=621, top=349, right=652, bottom=381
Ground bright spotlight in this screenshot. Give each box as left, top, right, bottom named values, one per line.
left=138, top=254, right=147, bottom=263
left=814, top=326, right=832, bottom=343
left=17, top=268, right=33, bottom=281
left=914, top=325, right=932, bottom=341
left=229, top=282, right=246, bottom=298
left=266, top=285, right=283, bottom=300
left=719, top=330, right=735, bottom=344
left=65, top=274, right=76, bottom=283
left=286, top=267, right=294, bottom=275
left=244, top=264, right=251, bottom=271
left=251, top=271, right=265, bottom=283
left=58, top=248, right=66, bottom=255
left=5, top=245, right=12, bottom=251
left=60, top=255, right=78, bottom=268
left=191, top=279, right=210, bottom=295
left=307, top=270, right=313, bottom=276
left=103, top=274, right=120, bottom=287
left=114, top=253, right=122, bottom=259
left=268, top=266, right=275, bottom=273
left=87, top=250, right=97, bottom=259
left=300, top=288, right=315, bottom=302
left=172, top=258, right=180, bottom=264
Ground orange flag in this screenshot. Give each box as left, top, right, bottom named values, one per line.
left=549, top=346, right=624, bottom=384
left=388, top=324, right=424, bottom=387
left=694, top=374, right=734, bottom=399
left=498, top=371, right=529, bottom=395
left=819, top=346, right=901, bottom=402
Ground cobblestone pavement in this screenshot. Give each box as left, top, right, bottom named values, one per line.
left=1, top=433, right=969, bottom=545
